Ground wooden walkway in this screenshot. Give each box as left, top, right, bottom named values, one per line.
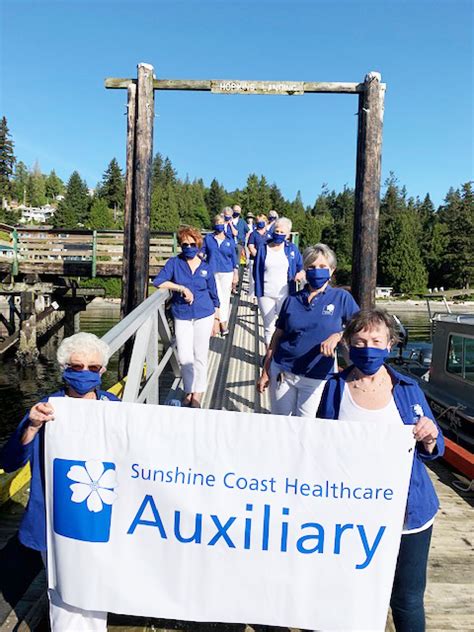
left=1, top=271, right=473, bottom=631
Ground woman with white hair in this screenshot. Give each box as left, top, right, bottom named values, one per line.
left=0, top=332, right=119, bottom=631
left=257, top=243, right=359, bottom=417
left=253, top=217, right=304, bottom=347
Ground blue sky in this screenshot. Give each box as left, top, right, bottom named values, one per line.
left=1, top=0, right=472, bottom=208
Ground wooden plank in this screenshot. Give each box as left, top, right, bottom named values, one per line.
left=105, top=77, right=370, bottom=94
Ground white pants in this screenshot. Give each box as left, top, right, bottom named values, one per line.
left=174, top=314, right=214, bottom=393
left=269, top=361, right=328, bottom=418
left=42, top=552, right=107, bottom=631
left=258, top=293, right=288, bottom=346
left=248, top=260, right=255, bottom=298
left=215, top=271, right=233, bottom=323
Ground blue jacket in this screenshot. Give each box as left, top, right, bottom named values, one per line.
left=202, top=233, right=238, bottom=274
left=253, top=241, right=303, bottom=298
left=0, top=389, right=120, bottom=551
left=317, top=365, right=445, bottom=530
left=152, top=255, right=220, bottom=320
left=233, top=217, right=250, bottom=245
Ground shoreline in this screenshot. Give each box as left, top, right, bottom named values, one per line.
left=85, top=296, right=474, bottom=313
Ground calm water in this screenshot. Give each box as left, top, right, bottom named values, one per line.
left=0, top=306, right=433, bottom=444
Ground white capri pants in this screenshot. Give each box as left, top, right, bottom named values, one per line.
left=257, top=293, right=288, bottom=346
left=214, top=271, right=233, bottom=324
left=42, top=552, right=107, bottom=631
left=269, top=360, right=328, bottom=418
left=174, top=314, right=214, bottom=393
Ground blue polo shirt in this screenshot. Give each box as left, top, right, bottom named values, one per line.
left=152, top=255, right=219, bottom=320
left=202, top=233, right=238, bottom=273
left=233, top=217, right=250, bottom=244
left=248, top=229, right=268, bottom=257
left=273, top=286, right=359, bottom=379
left=0, top=389, right=120, bottom=551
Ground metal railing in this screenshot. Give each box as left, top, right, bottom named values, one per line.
left=101, top=289, right=180, bottom=404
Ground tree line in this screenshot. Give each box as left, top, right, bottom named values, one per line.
left=0, top=116, right=472, bottom=293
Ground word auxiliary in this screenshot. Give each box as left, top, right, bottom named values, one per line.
left=127, top=495, right=386, bottom=570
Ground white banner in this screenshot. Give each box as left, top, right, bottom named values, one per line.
left=45, top=399, right=414, bottom=631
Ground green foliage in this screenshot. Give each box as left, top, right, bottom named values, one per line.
left=86, top=198, right=115, bottom=229
left=45, top=169, right=64, bottom=202
left=0, top=117, right=16, bottom=200
left=79, top=277, right=122, bottom=298
left=206, top=178, right=225, bottom=215
left=53, top=171, right=90, bottom=228
left=26, top=162, right=47, bottom=207
left=97, top=158, right=124, bottom=218
left=151, top=182, right=180, bottom=231
left=12, top=161, right=28, bottom=204
left=436, top=183, right=474, bottom=289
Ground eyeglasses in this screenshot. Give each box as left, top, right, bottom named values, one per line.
left=181, top=242, right=197, bottom=247
left=67, top=363, right=103, bottom=373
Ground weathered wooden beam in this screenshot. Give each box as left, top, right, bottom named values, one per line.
left=120, top=81, right=137, bottom=321
left=352, top=72, right=385, bottom=310
left=105, top=77, right=376, bottom=94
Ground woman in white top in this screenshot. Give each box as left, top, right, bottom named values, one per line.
left=317, top=308, right=444, bottom=632
left=253, top=217, right=304, bottom=347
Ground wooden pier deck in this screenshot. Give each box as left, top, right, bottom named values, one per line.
left=1, top=272, right=473, bottom=631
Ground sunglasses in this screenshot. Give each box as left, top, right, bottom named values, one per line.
left=67, top=363, right=103, bottom=373
left=181, top=242, right=197, bottom=247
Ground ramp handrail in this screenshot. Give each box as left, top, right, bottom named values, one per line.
left=101, top=289, right=180, bottom=404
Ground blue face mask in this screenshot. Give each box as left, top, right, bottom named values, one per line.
left=349, top=347, right=390, bottom=376
left=63, top=368, right=102, bottom=395
left=256, top=221, right=266, bottom=229
left=233, top=212, right=240, bottom=218
left=272, top=233, right=286, bottom=244
left=214, top=224, right=225, bottom=233
left=181, top=245, right=199, bottom=259
left=306, top=268, right=330, bottom=289
left=224, top=215, right=232, bottom=222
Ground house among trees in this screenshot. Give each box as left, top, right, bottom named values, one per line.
left=18, top=204, right=56, bottom=224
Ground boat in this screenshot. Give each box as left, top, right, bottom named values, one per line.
left=391, top=312, right=474, bottom=480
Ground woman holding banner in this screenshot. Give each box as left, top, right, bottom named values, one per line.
left=153, top=226, right=220, bottom=407
left=257, top=243, right=359, bottom=417
left=0, top=332, right=118, bottom=631
left=317, top=308, right=444, bottom=632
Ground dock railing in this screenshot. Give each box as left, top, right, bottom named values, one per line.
left=101, top=288, right=181, bottom=404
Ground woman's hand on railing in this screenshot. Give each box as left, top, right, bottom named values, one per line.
left=257, top=371, right=270, bottom=393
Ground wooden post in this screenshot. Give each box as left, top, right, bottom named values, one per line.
left=120, top=81, right=137, bottom=320
left=352, top=72, right=385, bottom=310
left=119, top=63, right=154, bottom=377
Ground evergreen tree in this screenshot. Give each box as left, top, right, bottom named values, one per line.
left=151, top=153, right=164, bottom=192
left=438, top=183, right=474, bottom=288
left=53, top=171, right=90, bottom=228
left=150, top=182, right=180, bottom=231
left=86, top=198, right=115, bottom=229
left=0, top=116, right=16, bottom=201
left=378, top=209, right=428, bottom=294
left=242, top=173, right=260, bottom=215
left=269, top=183, right=286, bottom=213
left=12, top=161, right=28, bottom=204
left=257, top=176, right=272, bottom=214
left=26, top=162, right=47, bottom=207
left=98, top=158, right=124, bottom=218
left=45, top=169, right=64, bottom=202
left=206, top=178, right=225, bottom=215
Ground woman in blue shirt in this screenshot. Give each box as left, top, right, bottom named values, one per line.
left=247, top=214, right=268, bottom=299
left=257, top=243, right=359, bottom=417
left=253, top=217, right=304, bottom=347
left=0, top=332, right=120, bottom=632
left=153, top=226, right=220, bottom=408
left=317, top=308, right=444, bottom=632
left=201, top=215, right=238, bottom=336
